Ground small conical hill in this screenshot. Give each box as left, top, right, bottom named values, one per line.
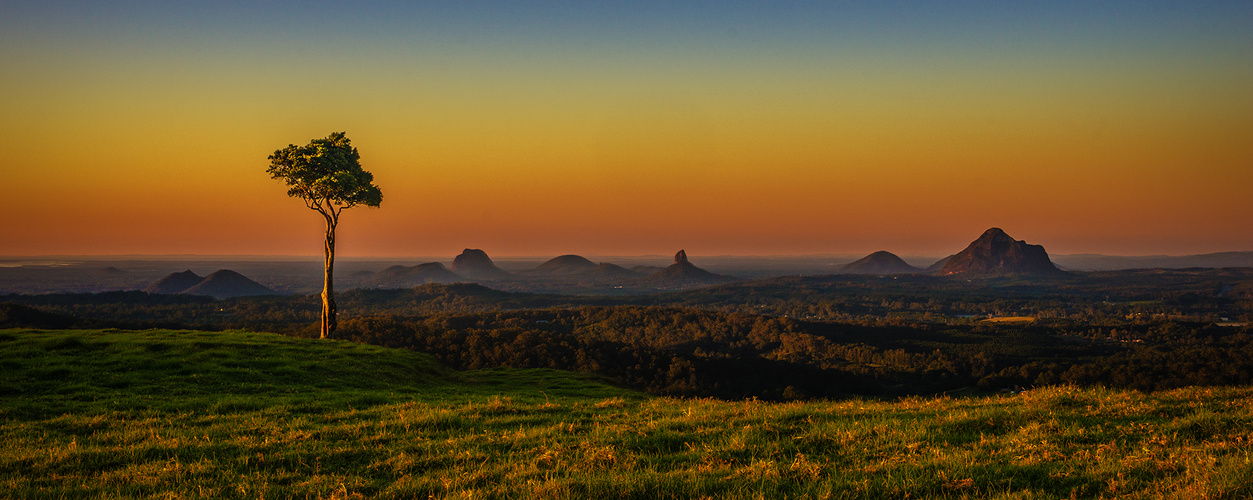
left=179, top=270, right=276, bottom=299
left=144, top=270, right=205, bottom=294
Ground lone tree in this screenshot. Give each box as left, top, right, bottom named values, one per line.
left=267, top=132, right=382, bottom=339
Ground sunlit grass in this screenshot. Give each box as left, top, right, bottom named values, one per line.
left=3, top=328, right=1253, bottom=499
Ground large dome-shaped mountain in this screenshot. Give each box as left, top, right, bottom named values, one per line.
left=178, top=270, right=277, bottom=299
left=144, top=270, right=205, bottom=294
left=450, top=249, right=511, bottom=281
left=374, top=262, right=463, bottom=286
left=939, top=228, right=1064, bottom=276
left=837, top=251, right=922, bottom=275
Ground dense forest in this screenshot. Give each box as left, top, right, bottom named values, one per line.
left=335, top=307, right=1253, bottom=398
left=4, top=269, right=1252, bottom=399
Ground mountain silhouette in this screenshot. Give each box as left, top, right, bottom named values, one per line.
left=530, top=255, right=598, bottom=275
left=450, top=249, right=512, bottom=280
left=644, top=250, right=736, bottom=285
left=838, top=251, right=922, bottom=275
left=939, top=228, right=1064, bottom=276
left=144, top=270, right=205, bottom=294
left=178, top=270, right=277, bottom=299
left=375, top=262, right=463, bottom=286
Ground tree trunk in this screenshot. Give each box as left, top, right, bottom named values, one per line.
left=321, top=224, right=337, bottom=339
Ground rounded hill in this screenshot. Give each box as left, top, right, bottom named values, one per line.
left=179, top=270, right=277, bottom=299
left=838, top=251, right=922, bottom=275
left=374, top=262, right=462, bottom=286
left=532, top=255, right=597, bottom=275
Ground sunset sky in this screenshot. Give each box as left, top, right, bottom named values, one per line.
left=2, top=1, right=1250, bottom=258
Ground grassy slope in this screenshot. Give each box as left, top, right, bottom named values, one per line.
left=3, top=329, right=1253, bottom=499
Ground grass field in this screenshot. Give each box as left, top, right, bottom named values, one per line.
left=3, top=328, right=1253, bottom=499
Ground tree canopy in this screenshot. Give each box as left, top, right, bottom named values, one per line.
left=267, top=132, right=382, bottom=216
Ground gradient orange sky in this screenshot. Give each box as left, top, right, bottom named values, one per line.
left=2, top=2, right=1251, bottom=257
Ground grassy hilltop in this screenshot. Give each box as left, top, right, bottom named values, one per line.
left=3, top=328, right=1253, bottom=499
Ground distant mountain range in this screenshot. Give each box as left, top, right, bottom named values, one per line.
left=386, top=249, right=740, bottom=288
left=102, top=230, right=1253, bottom=298
left=358, top=230, right=1252, bottom=291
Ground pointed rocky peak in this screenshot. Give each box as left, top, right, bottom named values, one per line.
left=645, top=251, right=737, bottom=286
left=940, top=228, right=1064, bottom=276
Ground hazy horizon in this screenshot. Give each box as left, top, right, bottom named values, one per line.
left=5, top=246, right=1253, bottom=262
left=3, top=2, right=1250, bottom=257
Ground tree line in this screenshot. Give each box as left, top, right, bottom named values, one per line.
left=4, top=270, right=1252, bottom=399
